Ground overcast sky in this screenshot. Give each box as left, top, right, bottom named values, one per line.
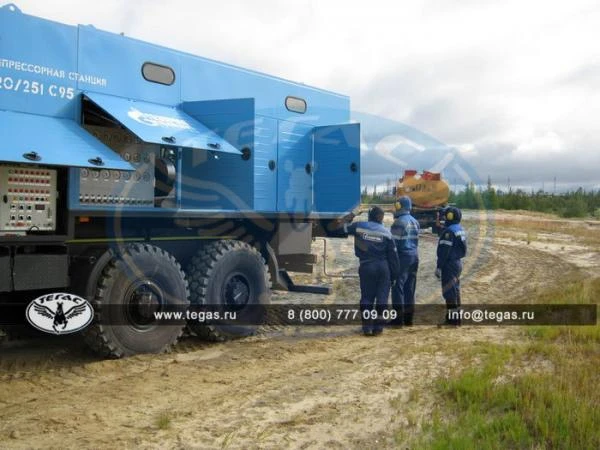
left=14, top=0, right=600, bottom=190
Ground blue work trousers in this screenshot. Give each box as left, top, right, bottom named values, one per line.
left=359, top=260, right=390, bottom=333
left=441, top=259, right=462, bottom=309
left=392, top=254, right=418, bottom=325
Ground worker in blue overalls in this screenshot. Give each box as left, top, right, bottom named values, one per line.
left=344, top=206, right=401, bottom=336
left=435, top=206, right=467, bottom=326
left=390, top=196, right=420, bottom=327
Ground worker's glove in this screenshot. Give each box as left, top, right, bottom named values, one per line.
left=434, top=268, right=442, bottom=280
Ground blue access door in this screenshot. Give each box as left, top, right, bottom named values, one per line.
left=277, top=121, right=313, bottom=214
left=254, top=116, right=278, bottom=212
left=313, top=123, right=361, bottom=214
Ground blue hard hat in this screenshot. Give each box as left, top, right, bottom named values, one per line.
left=395, top=196, right=412, bottom=212
left=444, top=206, right=462, bottom=223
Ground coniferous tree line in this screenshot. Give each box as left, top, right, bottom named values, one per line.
left=361, top=178, right=600, bottom=218
left=450, top=181, right=600, bottom=218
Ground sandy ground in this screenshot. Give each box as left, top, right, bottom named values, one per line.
left=0, top=211, right=598, bottom=449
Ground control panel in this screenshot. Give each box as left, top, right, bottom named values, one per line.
left=78, top=126, right=155, bottom=207
left=0, top=165, right=57, bottom=232
left=78, top=165, right=154, bottom=206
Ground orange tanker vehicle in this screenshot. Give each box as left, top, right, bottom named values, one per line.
left=395, top=170, right=450, bottom=234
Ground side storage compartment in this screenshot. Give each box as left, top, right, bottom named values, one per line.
left=277, top=121, right=313, bottom=214
left=181, top=98, right=255, bottom=211
left=313, top=123, right=361, bottom=214
left=13, top=246, right=69, bottom=291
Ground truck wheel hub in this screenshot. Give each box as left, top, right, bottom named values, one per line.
left=223, top=274, right=250, bottom=309
left=125, top=280, right=163, bottom=327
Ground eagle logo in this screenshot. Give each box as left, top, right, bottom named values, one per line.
left=26, top=293, right=94, bottom=335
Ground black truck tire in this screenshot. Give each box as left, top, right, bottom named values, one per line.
left=83, top=244, right=189, bottom=358
left=186, top=240, right=271, bottom=341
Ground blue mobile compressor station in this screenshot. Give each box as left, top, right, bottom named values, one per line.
left=0, top=4, right=360, bottom=356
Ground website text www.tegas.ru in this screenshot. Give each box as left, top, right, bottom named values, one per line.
left=154, top=310, right=237, bottom=323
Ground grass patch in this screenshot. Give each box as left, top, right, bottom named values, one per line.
left=155, top=411, right=173, bottom=430
left=526, top=231, right=536, bottom=245
left=492, top=215, right=600, bottom=248
left=397, top=277, right=600, bottom=449
left=526, top=277, right=600, bottom=346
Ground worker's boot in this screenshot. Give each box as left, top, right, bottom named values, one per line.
left=388, top=308, right=403, bottom=328
left=438, top=307, right=459, bottom=328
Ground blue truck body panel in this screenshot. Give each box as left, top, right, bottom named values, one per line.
left=85, top=92, right=241, bottom=154
left=180, top=56, right=350, bottom=125
left=0, top=110, right=134, bottom=170
left=277, top=121, right=313, bottom=214
left=253, top=116, right=278, bottom=212
left=0, top=4, right=360, bottom=217
left=181, top=99, right=256, bottom=211
left=78, top=25, right=182, bottom=106
left=0, top=7, right=78, bottom=119
left=313, top=123, right=361, bottom=213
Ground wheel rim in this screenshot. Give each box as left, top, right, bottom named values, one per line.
left=222, top=272, right=251, bottom=310
left=124, top=280, right=164, bottom=330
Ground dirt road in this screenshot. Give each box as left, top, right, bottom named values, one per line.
left=1, top=211, right=598, bottom=449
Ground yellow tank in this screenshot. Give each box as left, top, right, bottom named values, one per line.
left=396, top=170, right=449, bottom=208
